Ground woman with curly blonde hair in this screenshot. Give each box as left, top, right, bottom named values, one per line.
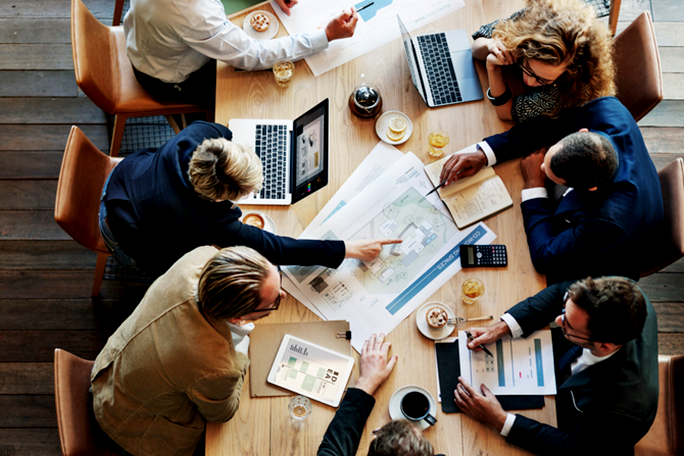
left=472, top=0, right=615, bottom=122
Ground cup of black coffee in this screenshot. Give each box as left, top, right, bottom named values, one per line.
left=400, top=390, right=437, bottom=425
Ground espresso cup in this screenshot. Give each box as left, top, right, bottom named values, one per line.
left=400, top=391, right=437, bottom=426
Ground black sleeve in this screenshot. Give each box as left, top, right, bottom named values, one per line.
left=507, top=281, right=575, bottom=336
left=507, top=411, right=645, bottom=456
left=317, top=388, right=376, bottom=456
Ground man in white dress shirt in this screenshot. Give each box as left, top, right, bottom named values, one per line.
left=124, top=0, right=359, bottom=106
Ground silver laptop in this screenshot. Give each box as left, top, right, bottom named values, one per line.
left=229, top=99, right=329, bottom=206
left=397, top=15, right=483, bottom=107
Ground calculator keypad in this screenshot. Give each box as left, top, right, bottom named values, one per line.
left=474, top=245, right=507, bottom=266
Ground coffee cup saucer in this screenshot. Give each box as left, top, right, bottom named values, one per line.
left=416, top=301, right=455, bottom=340
left=240, top=211, right=276, bottom=234
left=389, top=385, right=437, bottom=430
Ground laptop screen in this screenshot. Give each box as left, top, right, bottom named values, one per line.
left=397, top=15, right=427, bottom=103
left=291, top=98, right=329, bottom=204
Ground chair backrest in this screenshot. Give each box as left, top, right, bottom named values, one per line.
left=635, top=354, right=684, bottom=456
left=640, top=158, right=684, bottom=277
left=55, top=126, right=121, bottom=254
left=613, top=11, right=663, bottom=122
left=71, top=0, right=119, bottom=113
left=54, top=349, right=112, bottom=456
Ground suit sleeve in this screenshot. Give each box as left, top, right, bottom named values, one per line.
left=189, top=352, right=249, bottom=423
left=208, top=216, right=346, bottom=268
left=507, top=281, right=573, bottom=336
left=521, top=195, right=630, bottom=276
left=318, top=388, right=375, bottom=456
left=507, top=411, right=645, bottom=456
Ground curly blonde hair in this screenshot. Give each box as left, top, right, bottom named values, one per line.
left=188, top=137, right=263, bottom=202
left=494, top=0, right=616, bottom=116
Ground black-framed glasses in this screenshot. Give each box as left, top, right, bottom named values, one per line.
left=518, top=59, right=554, bottom=86
left=560, top=291, right=593, bottom=342
left=257, top=266, right=283, bottom=312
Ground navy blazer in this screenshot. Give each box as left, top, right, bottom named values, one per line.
left=505, top=280, right=659, bottom=456
left=104, top=121, right=345, bottom=274
left=484, top=97, right=664, bottom=284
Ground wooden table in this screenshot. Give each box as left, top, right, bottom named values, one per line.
left=208, top=1, right=553, bottom=454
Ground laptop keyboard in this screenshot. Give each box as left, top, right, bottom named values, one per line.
left=254, top=124, right=288, bottom=200
left=417, top=34, right=462, bottom=105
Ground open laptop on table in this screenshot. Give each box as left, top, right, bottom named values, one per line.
left=229, top=98, right=329, bottom=206
left=398, top=15, right=483, bottom=107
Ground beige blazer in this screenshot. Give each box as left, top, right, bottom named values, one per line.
left=91, top=246, right=250, bottom=456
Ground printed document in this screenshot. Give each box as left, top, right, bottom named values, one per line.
left=272, top=0, right=466, bottom=76
left=283, top=151, right=496, bottom=351
left=458, top=330, right=557, bottom=395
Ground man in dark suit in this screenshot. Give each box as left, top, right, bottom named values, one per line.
left=439, top=96, right=664, bottom=284
left=453, top=276, right=659, bottom=456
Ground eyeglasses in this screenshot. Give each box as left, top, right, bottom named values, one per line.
left=518, top=59, right=554, bottom=86
left=560, top=291, right=593, bottom=342
left=256, top=266, right=283, bottom=312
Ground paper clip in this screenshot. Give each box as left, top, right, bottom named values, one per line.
left=336, top=331, right=352, bottom=340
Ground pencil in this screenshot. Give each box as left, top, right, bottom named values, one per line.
left=356, top=2, right=374, bottom=13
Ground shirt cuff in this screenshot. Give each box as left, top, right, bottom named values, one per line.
left=500, top=313, right=524, bottom=339
left=500, top=413, right=517, bottom=437
left=308, top=29, right=330, bottom=53
left=521, top=187, right=548, bottom=202
left=477, top=141, right=496, bottom=166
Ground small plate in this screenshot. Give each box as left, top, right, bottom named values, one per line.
left=389, top=385, right=437, bottom=430
left=240, top=210, right=276, bottom=234
left=242, top=10, right=279, bottom=41
left=415, top=301, right=455, bottom=340
left=375, top=110, right=413, bottom=145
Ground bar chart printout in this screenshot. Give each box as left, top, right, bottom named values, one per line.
left=458, top=329, right=557, bottom=395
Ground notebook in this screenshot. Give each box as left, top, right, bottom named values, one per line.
left=229, top=98, right=329, bottom=206
left=397, top=15, right=484, bottom=108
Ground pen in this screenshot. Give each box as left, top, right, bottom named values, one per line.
left=424, top=180, right=446, bottom=197
left=356, top=2, right=374, bottom=13
left=465, top=330, right=493, bottom=357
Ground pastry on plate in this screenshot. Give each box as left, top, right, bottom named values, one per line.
left=250, top=13, right=270, bottom=33
left=426, top=307, right=448, bottom=328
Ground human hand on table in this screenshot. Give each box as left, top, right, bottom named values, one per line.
left=521, top=147, right=548, bottom=189
left=454, top=376, right=507, bottom=432
left=438, top=150, right=488, bottom=186
left=465, top=321, right=511, bottom=351
left=484, top=39, right=515, bottom=68
left=354, top=333, right=398, bottom=396
left=345, top=238, right=402, bottom=262
left=325, top=7, right=359, bottom=41
left=274, top=0, right=298, bottom=16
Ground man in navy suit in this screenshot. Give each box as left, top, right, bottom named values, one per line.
left=453, top=276, right=659, bottom=456
left=439, top=97, right=664, bottom=284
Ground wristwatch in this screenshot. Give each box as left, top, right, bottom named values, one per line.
left=486, top=86, right=512, bottom=106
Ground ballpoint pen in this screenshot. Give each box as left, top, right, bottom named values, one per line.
left=465, top=330, right=493, bottom=357
left=356, top=2, right=374, bottom=13
left=424, top=180, right=446, bottom=197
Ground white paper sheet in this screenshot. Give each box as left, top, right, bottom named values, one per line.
left=284, top=151, right=496, bottom=351
left=458, top=330, right=557, bottom=395
left=282, top=142, right=405, bottom=319
left=271, top=0, right=466, bottom=76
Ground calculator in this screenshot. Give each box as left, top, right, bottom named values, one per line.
left=460, top=244, right=508, bottom=268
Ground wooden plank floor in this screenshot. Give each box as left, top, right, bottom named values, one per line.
left=0, top=0, right=682, bottom=454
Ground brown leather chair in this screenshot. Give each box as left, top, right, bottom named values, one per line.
left=113, top=0, right=125, bottom=26
left=640, top=158, right=684, bottom=277
left=55, top=126, right=122, bottom=297
left=71, top=0, right=212, bottom=157
left=635, top=354, right=684, bottom=456
left=54, top=348, right=115, bottom=456
left=614, top=11, right=663, bottom=122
